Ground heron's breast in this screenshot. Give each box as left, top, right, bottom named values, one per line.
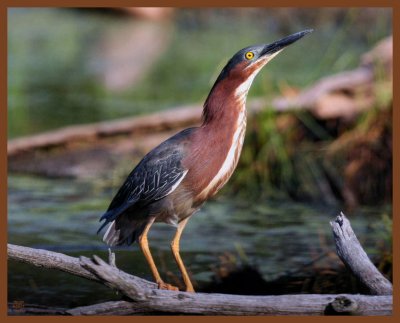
left=183, top=104, right=247, bottom=203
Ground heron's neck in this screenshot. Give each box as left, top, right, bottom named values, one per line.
left=201, top=76, right=253, bottom=128
left=188, top=79, right=250, bottom=199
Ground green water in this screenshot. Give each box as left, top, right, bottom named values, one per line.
left=8, top=174, right=390, bottom=308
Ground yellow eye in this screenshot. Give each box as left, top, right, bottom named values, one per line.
left=245, top=51, right=254, bottom=60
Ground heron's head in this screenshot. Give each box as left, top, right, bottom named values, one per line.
left=212, top=29, right=313, bottom=96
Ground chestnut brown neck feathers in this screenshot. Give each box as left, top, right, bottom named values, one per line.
left=182, top=61, right=267, bottom=202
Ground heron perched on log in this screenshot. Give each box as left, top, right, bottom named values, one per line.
left=98, top=29, right=313, bottom=292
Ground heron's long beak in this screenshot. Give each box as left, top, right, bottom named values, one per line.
left=260, top=29, right=313, bottom=57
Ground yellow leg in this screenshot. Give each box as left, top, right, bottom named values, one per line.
left=139, top=218, right=178, bottom=291
left=171, top=217, right=195, bottom=292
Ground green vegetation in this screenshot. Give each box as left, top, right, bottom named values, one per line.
left=8, top=8, right=391, bottom=138
left=228, top=99, right=392, bottom=204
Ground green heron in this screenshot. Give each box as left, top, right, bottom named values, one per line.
left=98, top=29, right=312, bottom=292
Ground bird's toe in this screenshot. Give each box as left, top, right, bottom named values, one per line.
left=157, top=281, right=179, bottom=291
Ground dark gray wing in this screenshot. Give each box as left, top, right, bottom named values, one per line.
left=97, top=128, right=192, bottom=233
left=112, top=149, right=188, bottom=207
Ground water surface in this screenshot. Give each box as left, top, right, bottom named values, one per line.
left=8, top=174, right=389, bottom=308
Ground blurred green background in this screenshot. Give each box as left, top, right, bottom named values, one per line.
left=8, top=7, right=392, bottom=311
left=8, top=7, right=390, bottom=138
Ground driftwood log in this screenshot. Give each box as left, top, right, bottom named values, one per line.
left=7, top=100, right=267, bottom=157
left=330, top=212, right=392, bottom=295
left=272, top=36, right=392, bottom=119
left=7, top=213, right=392, bottom=316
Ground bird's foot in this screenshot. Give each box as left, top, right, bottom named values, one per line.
left=185, top=286, right=195, bottom=293
left=157, top=281, right=179, bottom=291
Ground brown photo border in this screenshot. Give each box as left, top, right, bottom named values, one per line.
left=1, top=0, right=398, bottom=322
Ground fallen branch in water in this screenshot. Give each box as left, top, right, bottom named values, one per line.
left=272, top=36, right=392, bottom=119
left=9, top=294, right=392, bottom=316
left=330, top=212, right=392, bottom=295
left=7, top=244, right=156, bottom=291
left=7, top=213, right=392, bottom=315
left=7, top=104, right=202, bottom=157
left=67, top=294, right=391, bottom=316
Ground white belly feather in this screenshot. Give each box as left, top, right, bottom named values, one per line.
left=199, top=106, right=247, bottom=197
left=198, top=63, right=264, bottom=198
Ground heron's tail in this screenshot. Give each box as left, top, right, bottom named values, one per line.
left=98, top=212, right=147, bottom=246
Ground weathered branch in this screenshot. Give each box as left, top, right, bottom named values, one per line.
left=66, top=294, right=391, bottom=316
left=7, top=212, right=392, bottom=315
left=7, top=99, right=271, bottom=157
left=7, top=244, right=156, bottom=290
left=7, top=104, right=202, bottom=156
left=330, top=212, right=392, bottom=295
left=272, top=36, right=392, bottom=119
left=11, top=295, right=392, bottom=316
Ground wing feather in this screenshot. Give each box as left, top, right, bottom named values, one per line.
left=97, top=128, right=194, bottom=234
